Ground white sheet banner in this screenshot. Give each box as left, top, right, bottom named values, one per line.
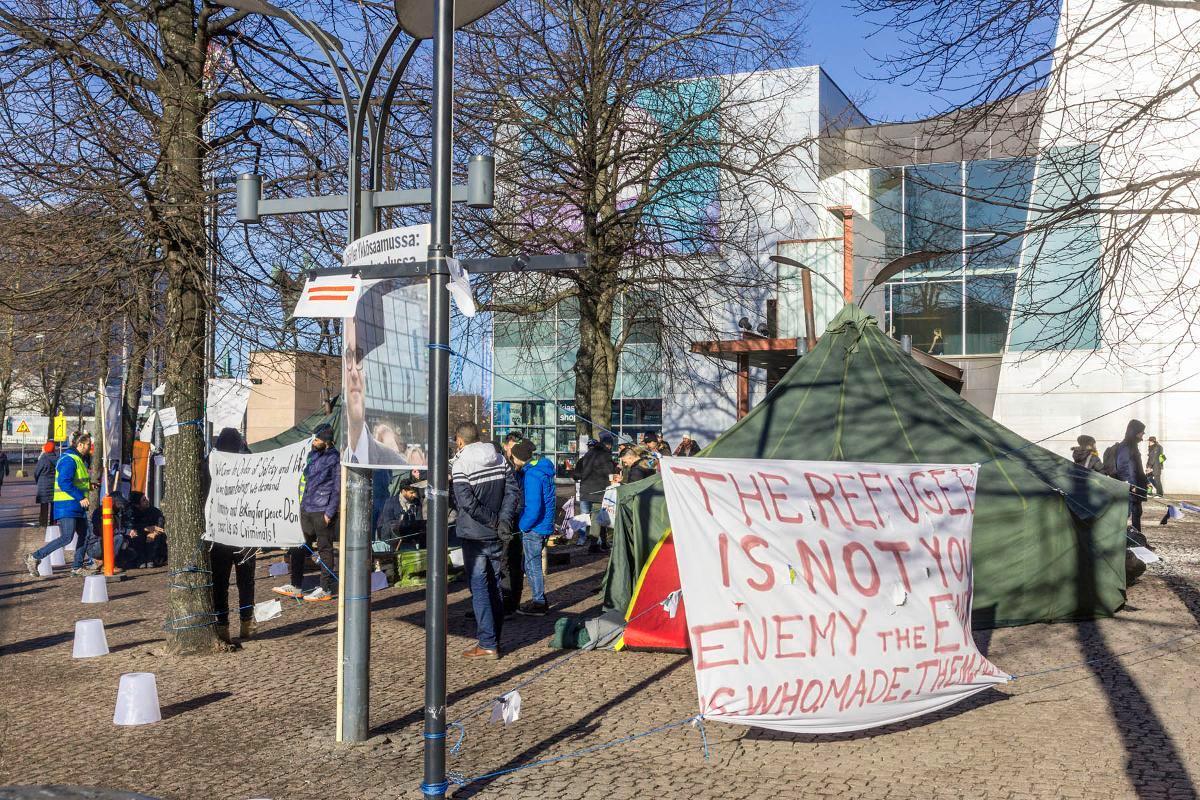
left=207, top=378, right=251, bottom=433
left=659, top=457, right=1008, bottom=735
left=203, top=439, right=309, bottom=548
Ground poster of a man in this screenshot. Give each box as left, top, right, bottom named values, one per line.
left=342, top=279, right=428, bottom=468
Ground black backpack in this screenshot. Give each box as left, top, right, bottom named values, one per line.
left=1101, top=443, right=1121, bottom=478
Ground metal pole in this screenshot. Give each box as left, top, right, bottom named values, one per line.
left=151, top=394, right=164, bottom=508
left=423, top=0, right=455, bottom=793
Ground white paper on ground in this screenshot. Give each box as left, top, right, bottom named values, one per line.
left=1130, top=546, right=1160, bottom=564
left=490, top=690, right=521, bottom=725
left=253, top=599, right=283, bottom=622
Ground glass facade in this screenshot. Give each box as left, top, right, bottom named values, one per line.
left=491, top=293, right=663, bottom=474
left=869, top=157, right=1035, bottom=356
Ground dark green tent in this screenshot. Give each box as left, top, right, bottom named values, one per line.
left=247, top=397, right=341, bottom=452
left=603, top=305, right=1128, bottom=628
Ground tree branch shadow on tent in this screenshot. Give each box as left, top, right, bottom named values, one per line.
left=450, top=658, right=690, bottom=798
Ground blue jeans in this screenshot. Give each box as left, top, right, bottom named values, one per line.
left=521, top=531, right=547, bottom=604
left=462, top=538, right=505, bottom=650
left=34, top=516, right=89, bottom=568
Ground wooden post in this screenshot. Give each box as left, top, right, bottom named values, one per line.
left=736, top=353, right=750, bottom=419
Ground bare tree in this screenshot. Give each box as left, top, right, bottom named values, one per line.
left=453, top=0, right=817, bottom=437
left=849, top=0, right=1200, bottom=364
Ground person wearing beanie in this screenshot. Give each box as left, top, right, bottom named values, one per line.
left=274, top=422, right=340, bottom=603
left=34, top=442, right=57, bottom=527
left=509, top=439, right=556, bottom=616
left=1071, top=435, right=1102, bottom=472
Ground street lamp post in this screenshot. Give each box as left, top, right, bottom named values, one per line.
left=221, top=0, right=495, bottom=744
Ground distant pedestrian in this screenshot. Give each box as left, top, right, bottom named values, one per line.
left=451, top=421, right=519, bottom=659
left=34, top=442, right=57, bottom=526
left=673, top=434, right=701, bottom=457
left=206, top=428, right=259, bottom=643
left=0, top=449, right=9, bottom=495
left=1146, top=436, right=1166, bottom=497
left=273, top=423, right=340, bottom=603
left=510, top=440, right=555, bottom=616
left=26, top=431, right=95, bottom=577
left=572, top=435, right=614, bottom=550
left=1114, top=419, right=1149, bottom=536
left=620, top=445, right=656, bottom=484
left=1071, top=435, right=1103, bottom=472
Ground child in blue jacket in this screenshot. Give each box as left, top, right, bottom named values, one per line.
left=510, top=440, right=555, bottom=615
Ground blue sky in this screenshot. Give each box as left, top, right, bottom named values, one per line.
left=799, top=3, right=943, bottom=123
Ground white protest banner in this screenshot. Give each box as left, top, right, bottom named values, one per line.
left=203, top=439, right=309, bottom=548
left=659, top=457, right=1008, bottom=735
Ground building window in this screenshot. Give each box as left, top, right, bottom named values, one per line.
left=869, top=156, right=1034, bottom=356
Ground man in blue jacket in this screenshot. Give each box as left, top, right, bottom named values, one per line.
left=274, top=423, right=340, bottom=602
left=26, top=431, right=94, bottom=577
left=510, top=440, right=556, bottom=616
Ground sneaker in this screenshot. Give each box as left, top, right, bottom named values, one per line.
left=517, top=601, right=549, bottom=616
left=303, top=587, right=335, bottom=602
left=24, top=553, right=39, bottom=577
left=272, top=583, right=303, bottom=599
left=71, top=566, right=99, bottom=577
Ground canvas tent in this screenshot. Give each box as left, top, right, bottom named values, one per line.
left=247, top=398, right=341, bottom=453
left=604, top=305, right=1128, bottom=648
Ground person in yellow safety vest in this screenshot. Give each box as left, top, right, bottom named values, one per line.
left=26, top=431, right=96, bottom=577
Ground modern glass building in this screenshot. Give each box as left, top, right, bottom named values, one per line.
left=491, top=293, right=664, bottom=471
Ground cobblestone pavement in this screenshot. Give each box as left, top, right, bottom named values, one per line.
left=2, top=478, right=1199, bottom=800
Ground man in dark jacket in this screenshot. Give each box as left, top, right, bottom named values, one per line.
left=34, top=442, right=57, bottom=526
left=451, top=421, right=519, bottom=659
left=1146, top=436, right=1166, bottom=497
left=1115, top=419, right=1149, bottom=537
left=511, top=440, right=556, bottom=616
left=274, top=423, right=340, bottom=602
left=376, top=476, right=424, bottom=547
left=572, top=436, right=613, bottom=549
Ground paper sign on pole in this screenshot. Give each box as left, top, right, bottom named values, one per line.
left=203, top=439, right=309, bottom=548
left=659, top=457, right=1008, bottom=735
left=342, top=223, right=429, bottom=270
left=291, top=274, right=363, bottom=319
left=157, top=406, right=179, bottom=437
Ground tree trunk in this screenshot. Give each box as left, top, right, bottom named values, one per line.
left=122, top=274, right=151, bottom=463
left=156, top=0, right=218, bottom=655
left=574, top=281, right=618, bottom=440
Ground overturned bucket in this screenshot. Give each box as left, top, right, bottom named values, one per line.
left=113, top=672, right=161, bottom=726
left=73, top=618, right=110, bottom=658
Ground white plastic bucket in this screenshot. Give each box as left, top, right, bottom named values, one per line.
left=72, top=618, right=110, bottom=658
left=81, top=575, right=109, bottom=603
left=113, top=672, right=161, bottom=725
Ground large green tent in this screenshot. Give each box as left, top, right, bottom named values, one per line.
left=602, top=305, right=1128, bottom=629
left=247, top=397, right=341, bottom=453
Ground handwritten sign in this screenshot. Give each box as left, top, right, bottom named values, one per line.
left=659, top=457, right=1008, bottom=735
left=203, top=439, right=309, bottom=548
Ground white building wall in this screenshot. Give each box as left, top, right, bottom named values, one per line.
left=993, top=0, right=1200, bottom=491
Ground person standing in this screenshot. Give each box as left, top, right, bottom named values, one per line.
left=26, top=431, right=94, bottom=577
left=1115, top=419, right=1149, bottom=537
left=1146, top=436, right=1166, bottom=497
left=509, top=440, right=555, bottom=616
left=1071, top=435, right=1103, bottom=472
left=274, top=423, right=340, bottom=602
left=673, top=434, right=701, bottom=457
left=0, top=449, right=9, bottom=495
left=572, top=436, right=613, bottom=550
left=206, top=428, right=259, bottom=642
left=34, top=442, right=57, bottom=526
left=451, top=421, right=519, bottom=659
